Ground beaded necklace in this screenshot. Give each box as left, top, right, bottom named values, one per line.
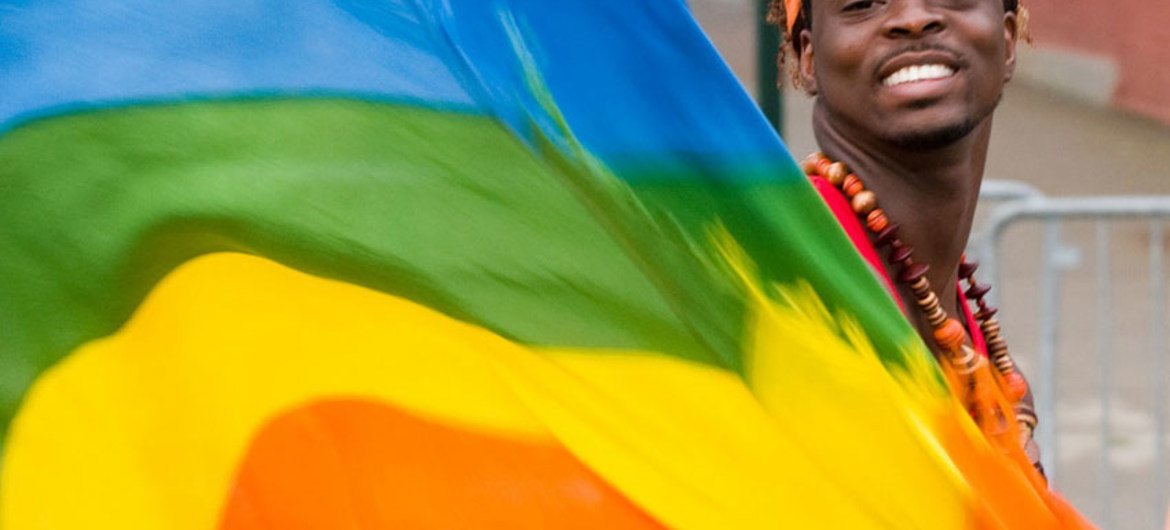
left=801, top=152, right=1037, bottom=440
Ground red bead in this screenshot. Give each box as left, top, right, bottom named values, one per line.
left=889, top=245, right=915, bottom=265
left=965, top=283, right=992, bottom=300
left=876, top=224, right=900, bottom=247
left=898, top=262, right=931, bottom=283
left=977, top=305, right=994, bottom=316
left=958, top=261, right=979, bottom=279
left=933, top=318, right=966, bottom=352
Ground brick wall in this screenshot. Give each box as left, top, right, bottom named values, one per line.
left=1025, top=0, right=1170, bottom=124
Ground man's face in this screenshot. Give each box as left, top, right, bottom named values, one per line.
left=798, top=0, right=1018, bottom=150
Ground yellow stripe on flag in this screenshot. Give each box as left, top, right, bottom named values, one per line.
left=3, top=252, right=986, bottom=529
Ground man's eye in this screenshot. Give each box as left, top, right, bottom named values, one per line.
left=843, top=0, right=875, bottom=11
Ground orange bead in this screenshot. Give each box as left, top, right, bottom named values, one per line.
left=933, top=318, right=966, bottom=352
left=1003, top=371, right=1028, bottom=402
left=851, top=190, right=877, bottom=215
left=825, top=162, right=850, bottom=186
left=842, top=175, right=864, bottom=197
left=816, top=158, right=832, bottom=176
left=866, top=209, right=889, bottom=232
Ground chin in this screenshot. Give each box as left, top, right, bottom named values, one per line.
left=884, top=117, right=981, bottom=151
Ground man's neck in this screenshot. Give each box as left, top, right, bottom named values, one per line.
left=811, top=102, right=992, bottom=337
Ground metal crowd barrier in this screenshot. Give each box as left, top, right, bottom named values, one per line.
left=969, top=180, right=1170, bottom=529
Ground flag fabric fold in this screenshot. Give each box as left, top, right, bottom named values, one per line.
left=0, top=1, right=1089, bottom=528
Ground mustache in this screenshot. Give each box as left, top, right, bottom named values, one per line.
left=873, top=43, right=968, bottom=77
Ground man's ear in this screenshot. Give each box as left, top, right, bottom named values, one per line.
left=797, top=30, right=818, bottom=95
left=1003, top=11, right=1019, bottom=83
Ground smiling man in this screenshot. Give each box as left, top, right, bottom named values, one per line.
left=767, top=0, right=1043, bottom=472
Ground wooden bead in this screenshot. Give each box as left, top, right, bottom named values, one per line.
left=866, top=209, right=889, bottom=232
left=958, top=261, right=979, bottom=279
left=950, top=345, right=981, bottom=374
left=909, top=276, right=930, bottom=294
left=965, top=283, right=992, bottom=300
left=851, top=190, right=878, bottom=215
left=801, top=153, right=825, bottom=175
left=825, top=162, right=850, bottom=186
left=1003, top=372, right=1028, bottom=402
left=815, top=157, right=832, bottom=176
left=842, top=175, right=864, bottom=197
left=933, top=318, right=967, bottom=352
left=975, top=307, right=999, bottom=320
left=980, top=320, right=1001, bottom=336
left=899, top=262, right=931, bottom=284
left=876, top=224, right=900, bottom=247
left=916, top=290, right=941, bottom=312
left=1015, top=406, right=1038, bottom=429
left=926, top=306, right=949, bottom=327
left=889, top=245, right=915, bottom=265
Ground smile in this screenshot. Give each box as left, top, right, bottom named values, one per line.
left=882, top=64, right=956, bottom=87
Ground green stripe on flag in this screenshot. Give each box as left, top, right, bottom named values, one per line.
left=0, top=97, right=754, bottom=443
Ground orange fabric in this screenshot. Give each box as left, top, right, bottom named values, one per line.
left=936, top=412, right=1094, bottom=530
left=217, top=399, right=665, bottom=529
left=785, top=0, right=803, bottom=32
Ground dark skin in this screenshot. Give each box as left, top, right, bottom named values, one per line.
left=796, top=0, right=1016, bottom=354
left=793, top=0, right=1041, bottom=463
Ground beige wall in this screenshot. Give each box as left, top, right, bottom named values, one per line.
left=1026, top=0, right=1170, bottom=124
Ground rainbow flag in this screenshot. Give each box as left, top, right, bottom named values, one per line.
left=0, top=1, right=1089, bottom=528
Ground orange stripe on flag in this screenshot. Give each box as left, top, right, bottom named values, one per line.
left=219, top=399, right=665, bottom=529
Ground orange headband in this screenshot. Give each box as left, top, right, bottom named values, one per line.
left=785, top=0, right=802, bottom=32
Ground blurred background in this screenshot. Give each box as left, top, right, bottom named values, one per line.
left=688, top=1, right=1170, bottom=528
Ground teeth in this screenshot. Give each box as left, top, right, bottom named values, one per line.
left=883, top=64, right=955, bottom=86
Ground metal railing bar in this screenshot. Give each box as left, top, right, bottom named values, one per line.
left=980, top=179, right=1045, bottom=202
left=978, top=194, right=1170, bottom=308
left=1038, top=219, right=1064, bottom=483
left=987, top=197, right=1170, bottom=242
left=977, top=184, right=1170, bottom=526
left=972, top=180, right=1046, bottom=308
left=1095, top=220, right=1113, bottom=528
left=1152, top=220, right=1168, bottom=528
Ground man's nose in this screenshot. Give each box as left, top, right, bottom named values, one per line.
left=883, top=0, right=946, bottom=38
